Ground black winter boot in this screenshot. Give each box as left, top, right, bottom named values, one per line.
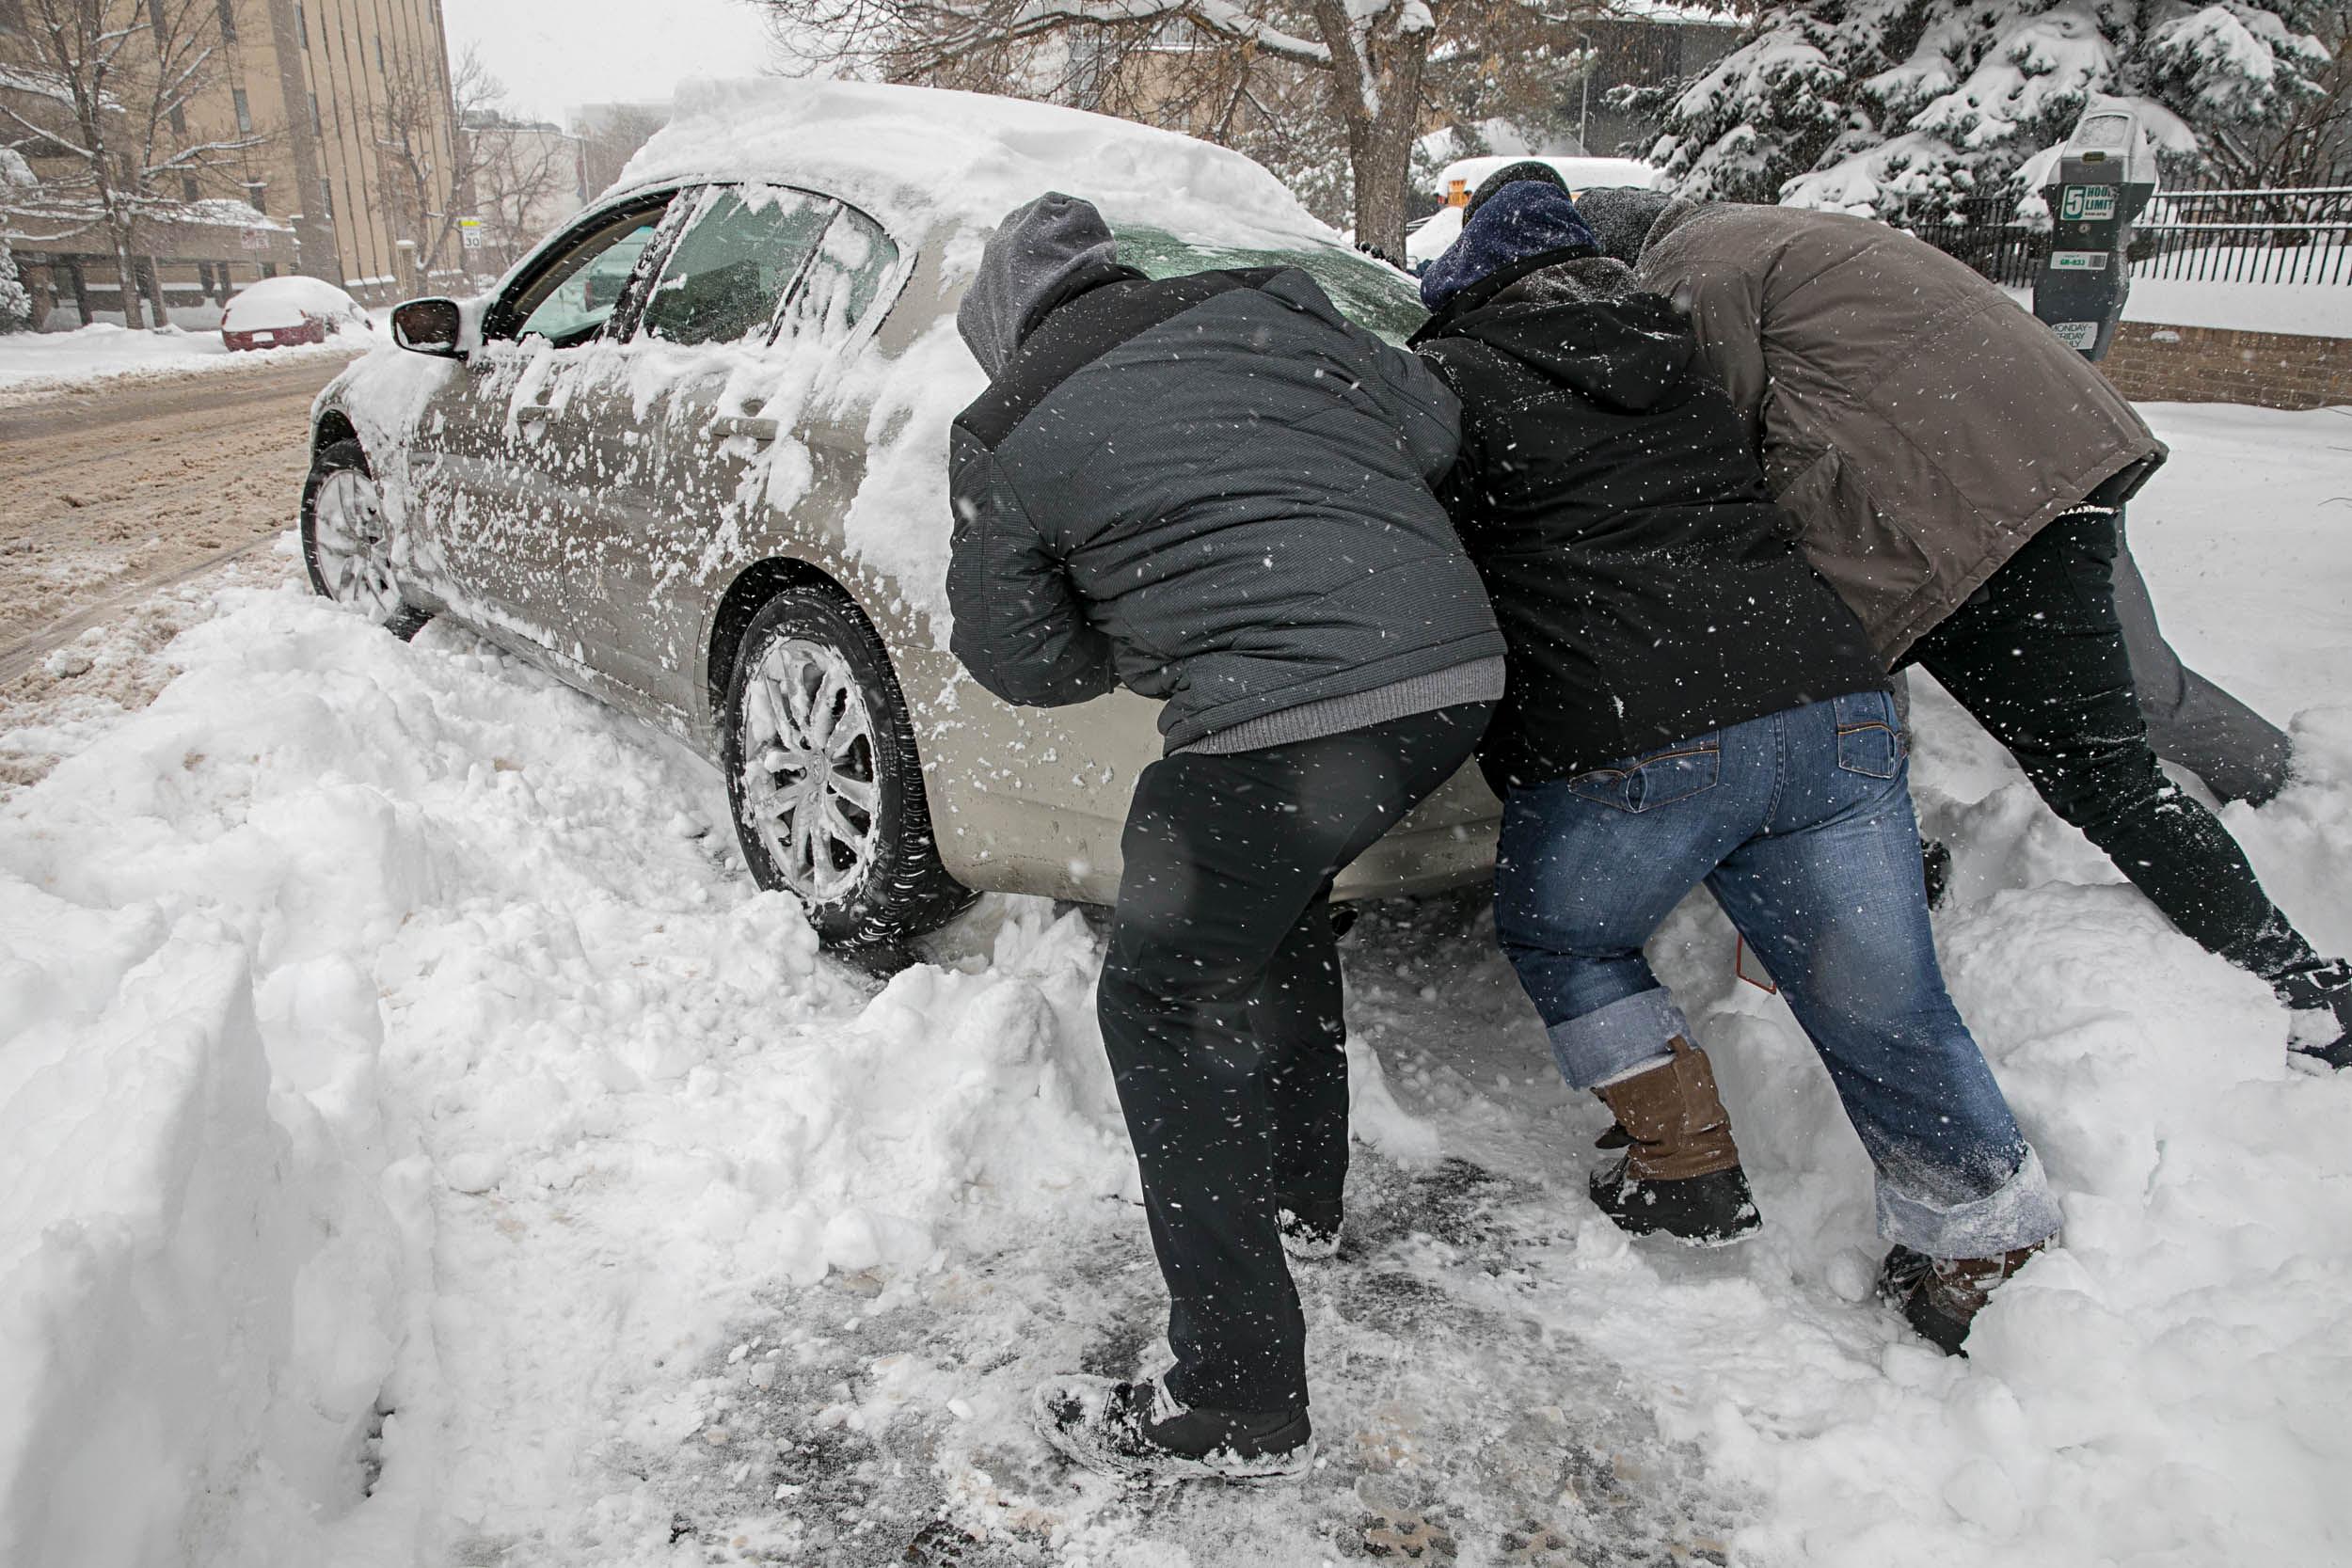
left=2277, top=958, right=2352, bottom=1073
left=1919, top=837, right=1954, bottom=910
left=1883, top=1239, right=2052, bottom=1356
left=1875, top=1243, right=1931, bottom=1307
left=1032, top=1375, right=1311, bottom=1485
left=1276, top=1206, right=1343, bottom=1262
left=1587, top=1037, right=1763, bottom=1246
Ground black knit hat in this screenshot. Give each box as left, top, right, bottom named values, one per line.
left=1464, top=160, right=1568, bottom=220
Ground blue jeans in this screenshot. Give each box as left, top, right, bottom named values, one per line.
left=1494, top=689, right=2062, bottom=1259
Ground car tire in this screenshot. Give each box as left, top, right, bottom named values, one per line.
left=300, top=438, right=430, bottom=640
left=721, top=584, right=975, bottom=947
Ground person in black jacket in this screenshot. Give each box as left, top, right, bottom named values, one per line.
left=1415, top=182, right=2062, bottom=1354
left=946, top=192, right=1504, bottom=1482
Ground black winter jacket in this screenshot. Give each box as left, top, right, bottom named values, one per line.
left=1412, top=256, right=1883, bottom=788
left=947, top=264, right=1505, bottom=752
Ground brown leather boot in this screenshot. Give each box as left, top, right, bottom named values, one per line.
left=1587, top=1037, right=1761, bottom=1245
left=1892, top=1238, right=2053, bottom=1355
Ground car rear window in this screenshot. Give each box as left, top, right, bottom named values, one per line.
left=1110, top=225, right=1427, bottom=345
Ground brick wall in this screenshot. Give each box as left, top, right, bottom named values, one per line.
left=2100, top=322, right=2352, bottom=409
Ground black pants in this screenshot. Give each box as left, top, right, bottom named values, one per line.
left=1907, top=508, right=2318, bottom=982
left=1097, top=703, right=1490, bottom=1416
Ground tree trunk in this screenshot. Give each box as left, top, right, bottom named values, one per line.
left=137, top=256, right=170, bottom=329
left=112, top=236, right=147, bottom=331
left=1349, top=105, right=1420, bottom=264
left=1311, top=0, right=1432, bottom=263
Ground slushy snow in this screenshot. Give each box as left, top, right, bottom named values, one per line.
left=3, top=412, right=2349, bottom=1560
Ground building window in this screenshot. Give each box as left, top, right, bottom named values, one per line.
left=0, top=0, right=24, bottom=34
left=216, top=0, right=235, bottom=42
left=169, top=104, right=186, bottom=137
left=182, top=174, right=200, bottom=203
left=319, top=179, right=334, bottom=219
left=295, top=3, right=306, bottom=46
left=245, top=181, right=266, bottom=214
left=376, top=35, right=386, bottom=74
left=232, top=88, right=251, bottom=135
left=309, top=92, right=322, bottom=135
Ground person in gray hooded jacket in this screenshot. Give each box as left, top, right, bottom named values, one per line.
left=946, top=192, right=1503, bottom=1485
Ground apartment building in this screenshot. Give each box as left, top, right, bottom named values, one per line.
left=1, top=0, right=459, bottom=324
left=229, top=0, right=463, bottom=300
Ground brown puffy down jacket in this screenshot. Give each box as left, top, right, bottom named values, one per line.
left=1635, top=198, right=2167, bottom=663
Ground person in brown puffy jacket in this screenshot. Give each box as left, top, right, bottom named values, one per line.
left=1565, top=180, right=2348, bottom=1073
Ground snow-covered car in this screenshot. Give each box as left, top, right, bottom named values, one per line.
left=220, top=276, right=371, bottom=351
left=304, top=79, right=1500, bottom=946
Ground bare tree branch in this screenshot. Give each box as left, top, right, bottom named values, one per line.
left=3, top=0, right=274, bottom=327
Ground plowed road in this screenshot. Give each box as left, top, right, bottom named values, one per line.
left=0, top=355, right=352, bottom=682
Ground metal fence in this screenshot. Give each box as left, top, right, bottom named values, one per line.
left=1904, top=179, right=2352, bottom=288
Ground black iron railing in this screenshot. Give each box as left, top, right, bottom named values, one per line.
left=1900, top=179, right=2352, bottom=288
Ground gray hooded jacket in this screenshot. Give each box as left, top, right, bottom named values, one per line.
left=946, top=194, right=1504, bottom=752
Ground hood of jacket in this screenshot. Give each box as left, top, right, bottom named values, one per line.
left=957, top=192, right=1135, bottom=378
left=1436, top=255, right=1694, bottom=414
left=1633, top=194, right=2166, bottom=660
left=1573, top=186, right=1677, bottom=266
left=1420, top=181, right=1601, bottom=311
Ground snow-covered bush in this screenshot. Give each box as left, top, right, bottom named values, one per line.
left=1629, top=2, right=2329, bottom=218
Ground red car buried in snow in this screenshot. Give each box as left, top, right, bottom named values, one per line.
left=219, top=276, right=373, bottom=351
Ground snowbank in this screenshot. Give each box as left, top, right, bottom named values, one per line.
left=0, top=901, right=403, bottom=1566
left=0, top=579, right=1448, bottom=1562
left=3, top=406, right=2348, bottom=1562
left=0, top=320, right=368, bottom=395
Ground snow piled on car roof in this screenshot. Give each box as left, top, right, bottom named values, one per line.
left=621, top=78, right=1335, bottom=252
left=221, top=276, right=366, bottom=332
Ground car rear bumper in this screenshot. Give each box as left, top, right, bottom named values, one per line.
left=932, top=762, right=1500, bottom=910
left=223, top=321, right=331, bottom=351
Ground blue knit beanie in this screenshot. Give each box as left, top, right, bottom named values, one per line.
left=1420, top=182, right=1602, bottom=311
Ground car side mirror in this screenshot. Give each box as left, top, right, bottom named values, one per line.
left=391, top=296, right=466, bottom=358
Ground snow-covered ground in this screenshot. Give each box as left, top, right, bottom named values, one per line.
left=2119, top=275, right=2352, bottom=338
left=0, top=319, right=374, bottom=396
left=2, top=404, right=2348, bottom=1567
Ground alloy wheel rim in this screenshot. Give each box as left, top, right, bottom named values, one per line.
left=311, top=468, right=403, bottom=624
left=740, top=636, right=882, bottom=906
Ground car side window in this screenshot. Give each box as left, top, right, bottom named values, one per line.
left=506, top=202, right=674, bottom=347
left=638, top=185, right=836, bottom=347
left=793, top=203, right=901, bottom=333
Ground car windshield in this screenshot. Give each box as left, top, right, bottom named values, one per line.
left=1111, top=225, right=1426, bottom=345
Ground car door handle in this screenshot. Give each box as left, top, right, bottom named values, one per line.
left=710, top=416, right=779, bottom=444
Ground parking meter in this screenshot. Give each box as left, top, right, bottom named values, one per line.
left=2033, top=105, right=2158, bottom=361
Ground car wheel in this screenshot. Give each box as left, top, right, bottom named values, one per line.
left=301, top=438, right=430, bottom=640
left=721, top=585, right=975, bottom=947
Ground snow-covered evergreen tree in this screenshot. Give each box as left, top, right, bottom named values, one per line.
left=1631, top=2, right=2329, bottom=217
left=1, top=149, right=36, bottom=335
left=0, top=245, right=32, bottom=336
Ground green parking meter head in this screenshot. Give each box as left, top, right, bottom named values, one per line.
left=2034, top=103, right=2160, bottom=361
